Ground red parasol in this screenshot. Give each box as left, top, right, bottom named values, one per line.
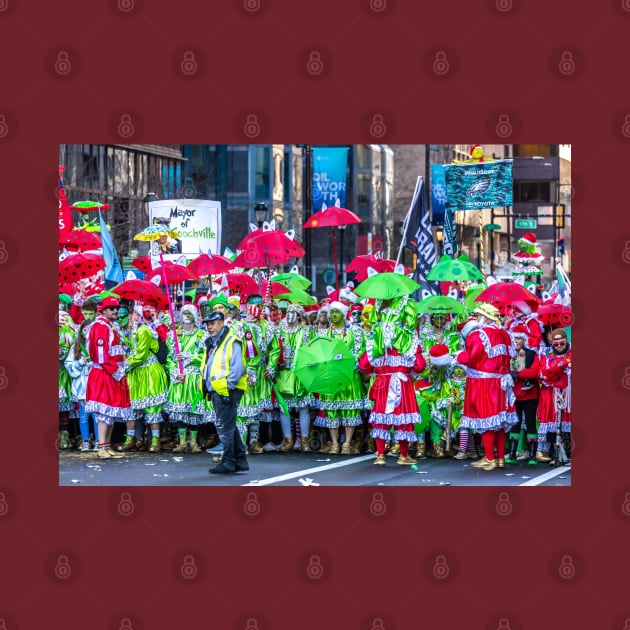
left=58, top=282, right=78, bottom=296
left=346, top=255, right=410, bottom=282
left=187, top=253, right=235, bottom=277
left=303, top=199, right=361, bottom=292
left=218, top=273, right=259, bottom=297
left=303, top=200, right=361, bottom=229
left=234, top=230, right=305, bottom=268
left=236, top=227, right=265, bottom=252
left=475, top=282, right=541, bottom=311
left=537, top=303, right=572, bottom=328
left=260, top=280, right=291, bottom=297
left=132, top=255, right=155, bottom=275
left=110, top=280, right=168, bottom=311
left=59, top=253, right=105, bottom=284
left=145, top=261, right=199, bottom=285
left=59, top=230, right=102, bottom=252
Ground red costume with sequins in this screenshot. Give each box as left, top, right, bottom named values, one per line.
left=85, top=316, right=134, bottom=423
left=456, top=324, right=518, bottom=433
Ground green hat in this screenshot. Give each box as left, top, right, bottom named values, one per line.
left=208, top=295, right=229, bottom=309
left=246, top=293, right=263, bottom=305
left=58, top=293, right=72, bottom=305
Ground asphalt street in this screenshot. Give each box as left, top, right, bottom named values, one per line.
left=59, top=450, right=571, bottom=487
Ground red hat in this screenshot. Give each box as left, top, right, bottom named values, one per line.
left=98, top=296, right=120, bottom=311
left=429, top=343, right=451, bottom=367
left=511, top=324, right=529, bottom=340
left=143, top=298, right=158, bottom=309
left=520, top=233, right=537, bottom=246
left=414, top=377, right=433, bottom=391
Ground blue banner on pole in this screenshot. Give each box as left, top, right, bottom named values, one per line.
left=312, top=147, right=349, bottom=211
left=430, top=164, right=446, bottom=225
left=444, top=159, right=513, bottom=211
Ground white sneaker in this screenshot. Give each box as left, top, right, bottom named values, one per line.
left=80, top=443, right=91, bottom=452
left=516, top=451, right=529, bottom=461
left=293, top=439, right=301, bottom=451
left=262, top=442, right=279, bottom=453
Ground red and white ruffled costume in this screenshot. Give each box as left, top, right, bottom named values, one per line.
left=537, top=348, right=571, bottom=434
left=85, top=316, right=134, bottom=424
left=455, top=324, right=518, bottom=433
left=359, top=337, right=426, bottom=443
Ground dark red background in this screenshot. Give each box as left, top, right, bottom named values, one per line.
left=0, top=0, right=628, bottom=628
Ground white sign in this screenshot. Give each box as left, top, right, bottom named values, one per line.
left=148, top=199, right=221, bottom=258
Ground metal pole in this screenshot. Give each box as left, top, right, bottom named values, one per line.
left=552, top=203, right=557, bottom=280
left=303, top=145, right=313, bottom=285
left=339, top=226, right=345, bottom=286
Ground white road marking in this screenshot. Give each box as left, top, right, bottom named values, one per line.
left=241, top=456, right=571, bottom=487
left=519, top=464, right=571, bottom=486
left=241, top=454, right=375, bottom=486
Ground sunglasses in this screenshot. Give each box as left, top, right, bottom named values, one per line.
left=551, top=340, right=566, bottom=345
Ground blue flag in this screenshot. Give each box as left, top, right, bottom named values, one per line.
left=98, top=209, right=123, bottom=284
left=444, top=159, right=513, bottom=211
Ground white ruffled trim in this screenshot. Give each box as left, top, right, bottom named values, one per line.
left=144, top=412, right=163, bottom=424
left=317, top=398, right=366, bottom=411
left=478, top=329, right=510, bottom=358
left=538, top=421, right=571, bottom=434
left=314, top=414, right=362, bottom=428
left=369, top=411, right=419, bottom=425
left=460, top=410, right=518, bottom=433
left=85, top=400, right=134, bottom=420
left=130, top=391, right=167, bottom=409
left=393, top=429, right=418, bottom=442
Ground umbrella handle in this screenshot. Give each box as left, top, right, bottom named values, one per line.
left=159, top=251, right=183, bottom=375
left=332, top=227, right=338, bottom=293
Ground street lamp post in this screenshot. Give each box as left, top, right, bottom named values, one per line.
left=254, top=202, right=268, bottom=228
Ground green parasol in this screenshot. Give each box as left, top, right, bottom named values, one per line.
left=354, top=272, right=420, bottom=300
left=271, top=272, right=312, bottom=291
left=463, top=285, right=488, bottom=312
left=274, top=289, right=316, bottom=306
left=426, top=254, right=484, bottom=282
left=416, top=295, right=465, bottom=315
left=294, top=337, right=355, bottom=395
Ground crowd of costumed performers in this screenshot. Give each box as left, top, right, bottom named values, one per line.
left=59, top=257, right=572, bottom=470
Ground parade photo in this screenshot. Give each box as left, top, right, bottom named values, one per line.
left=57, top=143, right=572, bottom=487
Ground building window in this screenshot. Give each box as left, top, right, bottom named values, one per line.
left=254, top=145, right=271, bottom=200
left=514, top=181, right=551, bottom=203
left=227, top=147, right=248, bottom=196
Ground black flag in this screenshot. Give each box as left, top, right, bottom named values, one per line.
left=402, top=177, right=438, bottom=283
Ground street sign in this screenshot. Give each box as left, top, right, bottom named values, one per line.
left=515, top=219, right=537, bottom=229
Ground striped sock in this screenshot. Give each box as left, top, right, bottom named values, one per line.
left=459, top=430, right=469, bottom=452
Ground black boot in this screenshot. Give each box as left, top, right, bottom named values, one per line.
left=505, top=435, right=519, bottom=464
left=527, top=439, right=538, bottom=466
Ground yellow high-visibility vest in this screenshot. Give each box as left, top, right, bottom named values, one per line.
left=200, top=332, right=247, bottom=397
